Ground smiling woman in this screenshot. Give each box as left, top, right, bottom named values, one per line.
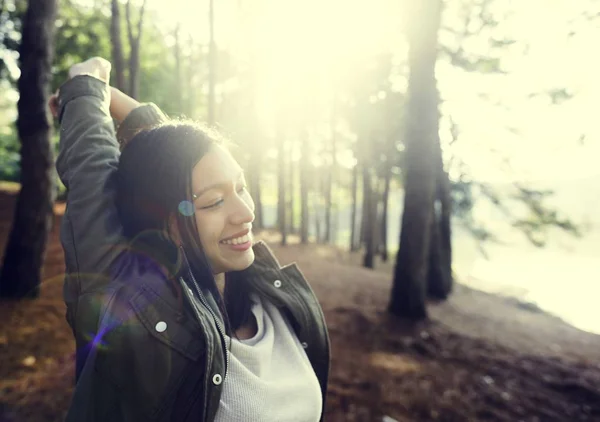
left=54, top=58, right=330, bottom=422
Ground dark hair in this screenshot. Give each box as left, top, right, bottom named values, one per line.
left=116, top=121, right=252, bottom=334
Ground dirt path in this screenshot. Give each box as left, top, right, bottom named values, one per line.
left=266, top=236, right=600, bottom=364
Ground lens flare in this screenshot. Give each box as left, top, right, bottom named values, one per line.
left=178, top=200, right=194, bottom=217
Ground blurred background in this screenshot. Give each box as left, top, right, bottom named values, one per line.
left=1, top=0, right=600, bottom=421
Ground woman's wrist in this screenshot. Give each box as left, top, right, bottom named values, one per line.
left=109, top=87, right=141, bottom=123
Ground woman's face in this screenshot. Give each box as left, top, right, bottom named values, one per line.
left=190, top=145, right=255, bottom=274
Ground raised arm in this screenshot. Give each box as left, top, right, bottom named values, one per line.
left=55, top=58, right=167, bottom=308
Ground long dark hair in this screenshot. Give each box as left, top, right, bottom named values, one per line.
left=116, top=121, right=252, bottom=334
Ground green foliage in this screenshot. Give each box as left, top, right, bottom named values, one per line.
left=510, top=185, right=581, bottom=247
left=0, top=126, right=19, bottom=181
left=0, top=0, right=25, bottom=83
left=52, top=1, right=111, bottom=91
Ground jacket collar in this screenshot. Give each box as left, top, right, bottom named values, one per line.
left=116, top=237, right=311, bottom=336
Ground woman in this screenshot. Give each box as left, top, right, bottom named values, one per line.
left=54, top=57, right=330, bottom=422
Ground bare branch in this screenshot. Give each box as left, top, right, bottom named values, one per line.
left=125, top=0, right=133, bottom=45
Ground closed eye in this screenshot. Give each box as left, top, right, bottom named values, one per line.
left=199, top=184, right=247, bottom=210
left=200, top=198, right=224, bottom=209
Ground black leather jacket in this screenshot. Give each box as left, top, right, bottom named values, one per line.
left=56, top=76, right=330, bottom=421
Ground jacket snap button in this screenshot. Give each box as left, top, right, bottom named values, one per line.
left=301, top=342, right=308, bottom=349
left=155, top=321, right=167, bottom=333
left=273, top=279, right=282, bottom=288
left=212, top=374, right=223, bottom=385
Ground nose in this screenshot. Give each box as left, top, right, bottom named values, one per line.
left=228, top=191, right=255, bottom=226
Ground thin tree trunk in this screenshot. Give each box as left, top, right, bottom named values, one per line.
left=359, top=167, right=367, bottom=247
left=174, top=23, right=183, bottom=113
left=287, top=139, right=295, bottom=234
left=207, top=0, right=216, bottom=125
left=125, top=0, right=147, bottom=100
left=277, top=136, right=287, bottom=246
left=110, top=0, right=126, bottom=92
left=330, top=122, right=338, bottom=246
left=380, top=163, right=392, bottom=261
left=324, top=144, right=333, bottom=243
left=362, top=166, right=376, bottom=268
left=388, top=0, right=442, bottom=320
left=315, top=207, right=322, bottom=243
left=0, top=0, right=56, bottom=299
left=349, top=162, right=359, bottom=251
left=186, top=34, right=197, bottom=117
left=248, top=158, right=263, bottom=229
left=300, top=131, right=309, bottom=244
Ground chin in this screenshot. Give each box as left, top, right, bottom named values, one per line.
left=225, top=250, right=255, bottom=272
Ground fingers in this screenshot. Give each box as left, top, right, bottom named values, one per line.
left=68, top=57, right=112, bottom=84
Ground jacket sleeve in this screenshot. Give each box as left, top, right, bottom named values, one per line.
left=56, top=75, right=167, bottom=302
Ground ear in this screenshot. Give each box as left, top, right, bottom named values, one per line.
left=168, top=213, right=182, bottom=246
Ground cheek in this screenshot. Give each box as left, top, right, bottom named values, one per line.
left=194, top=213, right=221, bottom=248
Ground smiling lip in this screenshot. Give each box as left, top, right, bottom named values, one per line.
left=223, top=239, right=252, bottom=252
left=220, top=228, right=250, bottom=242
left=220, top=229, right=253, bottom=252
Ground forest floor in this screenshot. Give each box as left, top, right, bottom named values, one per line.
left=1, top=187, right=600, bottom=422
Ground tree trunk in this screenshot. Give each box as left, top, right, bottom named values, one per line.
left=186, top=34, right=197, bottom=117
left=174, top=23, right=183, bottom=113
left=427, top=161, right=453, bottom=299
left=388, top=0, right=442, bottom=320
left=329, top=92, right=338, bottom=246
left=287, top=139, right=295, bottom=234
left=125, top=0, right=147, bottom=100
left=300, top=131, right=309, bottom=244
left=248, top=157, right=263, bottom=229
left=324, top=138, right=334, bottom=243
left=359, top=167, right=367, bottom=246
left=277, top=137, right=287, bottom=246
left=207, top=0, right=216, bottom=125
left=110, top=0, right=126, bottom=92
left=380, top=164, right=392, bottom=261
left=0, top=0, right=56, bottom=299
left=349, top=162, right=359, bottom=251
left=362, top=166, right=376, bottom=269
left=315, top=207, right=322, bottom=243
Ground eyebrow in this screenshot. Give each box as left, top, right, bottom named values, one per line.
left=192, top=170, right=245, bottom=201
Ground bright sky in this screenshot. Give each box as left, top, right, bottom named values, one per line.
left=4, top=0, right=597, bottom=184
left=440, top=0, right=600, bottom=183
left=151, top=0, right=600, bottom=183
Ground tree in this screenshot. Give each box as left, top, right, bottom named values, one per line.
left=110, top=0, right=126, bottom=91
left=388, top=0, right=442, bottom=320
left=125, top=0, right=147, bottom=99
left=362, top=163, right=377, bottom=268
left=427, top=138, right=453, bottom=299
left=287, top=138, right=296, bottom=234
left=207, top=0, right=215, bottom=125
left=349, top=161, right=359, bottom=251
left=299, top=128, right=309, bottom=244
left=277, top=131, right=287, bottom=246
left=380, top=160, right=392, bottom=261
left=0, top=0, right=57, bottom=298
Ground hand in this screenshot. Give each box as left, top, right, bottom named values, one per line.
left=68, top=57, right=111, bottom=84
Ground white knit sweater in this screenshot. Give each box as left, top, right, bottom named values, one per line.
left=213, top=294, right=322, bottom=422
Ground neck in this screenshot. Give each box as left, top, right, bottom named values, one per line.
left=215, top=273, right=225, bottom=297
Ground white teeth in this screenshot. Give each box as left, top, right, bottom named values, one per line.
left=221, top=233, right=250, bottom=245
